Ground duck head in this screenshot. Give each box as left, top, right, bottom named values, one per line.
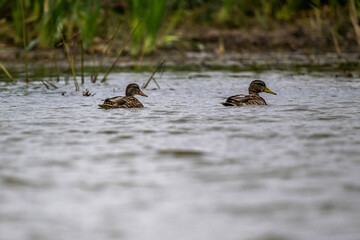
left=125, top=83, right=148, bottom=97
left=248, top=80, right=277, bottom=95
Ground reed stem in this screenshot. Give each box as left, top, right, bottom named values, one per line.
left=19, top=0, right=28, bottom=81
left=331, top=30, right=342, bottom=57
left=53, top=51, right=60, bottom=81
left=59, top=28, right=79, bottom=91
left=349, top=0, right=360, bottom=48
left=0, top=62, right=15, bottom=81
left=143, top=60, right=165, bottom=89
left=93, top=21, right=122, bottom=81
left=101, top=21, right=141, bottom=83
left=81, top=38, right=85, bottom=85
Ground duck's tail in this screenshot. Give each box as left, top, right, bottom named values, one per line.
left=220, top=102, right=235, bottom=106
left=98, top=104, right=113, bottom=109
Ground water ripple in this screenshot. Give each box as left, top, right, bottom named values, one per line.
left=1, top=71, right=360, bottom=240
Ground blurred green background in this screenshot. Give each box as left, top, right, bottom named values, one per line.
left=0, top=0, right=358, bottom=55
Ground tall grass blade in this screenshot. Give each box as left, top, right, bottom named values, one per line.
left=19, top=0, right=28, bottom=81
left=93, top=21, right=122, bottom=82
left=130, top=0, right=168, bottom=55
left=53, top=51, right=60, bottom=82
left=349, top=0, right=360, bottom=48
left=90, top=48, right=97, bottom=83
left=331, top=30, right=342, bottom=57
left=143, top=60, right=165, bottom=89
left=59, top=28, right=79, bottom=91
left=42, top=80, right=50, bottom=89
left=101, top=21, right=141, bottom=83
left=0, top=62, right=15, bottom=81
left=81, top=38, right=85, bottom=85
left=42, top=80, right=58, bottom=89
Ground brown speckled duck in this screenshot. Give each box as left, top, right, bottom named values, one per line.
left=99, top=83, right=148, bottom=109
left=221, top=80, right=277, bottom=106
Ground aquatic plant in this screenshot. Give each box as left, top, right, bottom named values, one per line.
left=19, top=0, right=28, bottom=81
left=349, top=0, right=360, bottom=47
left=142, top=60, right=165, bottom=89
left=101, top=21, right=141, bottom=82
left=36, top=0, right=101, bottom=49
left=59, top=28, right=79, bottom=91
left=0, top=0, right=358, bottom=61
left=92, top=21, right=123, bottom=83
left=52, top=51, right=60, bottom=81
left=0, top=0, right=100, bottom=48
left=81, top=38, right=84, bottom=84
left=128, top=0, right=180, bottom=55
left=0, top=62, right=15, bottom=81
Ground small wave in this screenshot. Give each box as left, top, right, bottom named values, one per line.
left=303, top=133, right=337, bottom=139
left=157, top=149, right=205, bottom=157
left=316, top=115, right=350, bottom=120
left=97, top=130, right=119, bottom=134
left=109, top=135, right=134, bottom=143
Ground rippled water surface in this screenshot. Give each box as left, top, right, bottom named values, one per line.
left=1, top=71, right=360, bottom=240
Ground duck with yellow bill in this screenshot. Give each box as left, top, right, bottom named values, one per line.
left=221, top=80, right=277, bottom=106
left=99, top=83, right=148, bottom=109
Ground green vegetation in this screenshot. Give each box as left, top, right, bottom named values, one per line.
left=0, top=62, right=15, bottom=81
left=1, top=0, right=359, bottom=55
left=101, top=21, right=141, bottom=82
left=143, top=60, right=165, bottom=89
left=129, top=0, right=166, bottom=55
left=59, top=27, right=79, bottom=91
left=18, top=0, right=28, bottom=81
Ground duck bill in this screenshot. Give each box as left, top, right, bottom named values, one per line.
left=264, top=87, right=277, bottom=95
left=138, top=90, right=148, bottom=97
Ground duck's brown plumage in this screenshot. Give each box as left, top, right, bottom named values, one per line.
left=99, top=83, right=147, bottom=109
left=221, top=80, right=277, bottom=106
left=222, top=94, right=267, bottom=106
left=99, top=96, right=144, bottom=108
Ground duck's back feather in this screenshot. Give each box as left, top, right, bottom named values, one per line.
left=99, top=96, right=144, bottom=108
left=221, top=94, right=266, bottom=106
